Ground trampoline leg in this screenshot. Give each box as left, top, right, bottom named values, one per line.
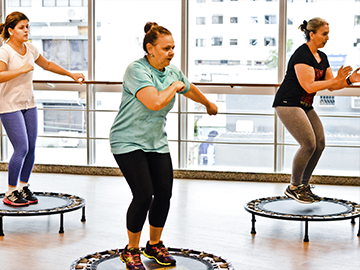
left=59, top=213, right=64, bottom=234
left=251, top=214, right=256, bottom=234
left=81, top=206, right=86, bottom=222
left=358, top=217, right=360, bottom=237
left=0, top=216, right=4, bottom=236
left=351, top=218, right=355, bottom=225
left=304, top=220, right=309, bottom=242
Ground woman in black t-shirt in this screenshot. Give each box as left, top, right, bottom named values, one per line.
left=273, top=17, right=360, bottom=204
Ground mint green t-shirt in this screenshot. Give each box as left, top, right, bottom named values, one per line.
left=110, top=57, right=190, bottom=155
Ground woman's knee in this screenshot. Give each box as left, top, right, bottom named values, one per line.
left=13, top=144, right=29, bottom=158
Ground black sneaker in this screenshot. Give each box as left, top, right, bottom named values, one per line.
left=3, top=190, right=29, bottom=206
left=304, top=185, right=322, bottom=202
left=143, top=241, right=176, bottom=266
left=20, top=185, right=38, bottom=204
left=120, top=245, right=145, bottom=270
left=284, top=184, right=314, bottom=204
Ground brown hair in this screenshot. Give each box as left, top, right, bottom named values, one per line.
left=142, top=22, right=172, bottom=53
left=299, top=17, right=328, bottom=42
left=0, top=11, right=29, bottom=41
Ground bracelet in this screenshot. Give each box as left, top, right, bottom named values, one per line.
left=346, top=76, right=353, bottom=86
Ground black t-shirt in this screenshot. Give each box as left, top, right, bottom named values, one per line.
left=272, top=43, right=330, bottom=110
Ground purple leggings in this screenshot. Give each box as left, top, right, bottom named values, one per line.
left=0, top=107, right=38, bottom=187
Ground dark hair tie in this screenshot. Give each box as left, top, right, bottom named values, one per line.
left=302, top=20, right=308, bottom=30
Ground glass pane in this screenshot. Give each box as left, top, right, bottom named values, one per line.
left=95, top=111, right=118, bottom=138
left=287, top=0, right=360, bottom=71
left=95, top=0, right=182, bottom=81
left=36, top=138, right=87, bottom=165
left=57, top=0, right=69, bottom=7
left=8, top=0, right=20, bottom=6
left=95, top=92, right=122, bottom=110
left=7, top=3, right=88, bottom=80
left=21, top=0, right=32, bottom=6
left=186, top=142, right=274, bottom=172
left=283, top=115, right=360, bottom=147
left=166, top=113, right=179, bottom=141
left=187, top=113, right=274, bottom=142
left=43, top=0, right=56, bottom=6
left=169, top=141, right=179, bottom=169
left=35, top=88, right=87, bottom=153
left=282, top=145, right=360, bottom=177
left=189, top=0, right=279, bottom=83
left=94, top=139, right=118, bottom=167
left=70, top=0, right=82, bottom=6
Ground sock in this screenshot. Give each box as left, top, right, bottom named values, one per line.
left=289, top=185, right=298, bottom=190
left=18, top=181, right=28, bottom=191
left=7, top=186, right=17, bottom=195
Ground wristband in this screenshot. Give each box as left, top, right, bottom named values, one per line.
left=346, top=76, right=353, bottom=86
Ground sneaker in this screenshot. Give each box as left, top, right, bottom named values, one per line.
left=304, top=185, right=322, bottom=202
left=3, top=190, right=29, bottom=206
left=284, top=184, right=314, bottom=204
left=143, top=241, right=176, bottom=266
left=20, top=185, right=38, bottom=204
left=120, top=245, right=145, bottom=270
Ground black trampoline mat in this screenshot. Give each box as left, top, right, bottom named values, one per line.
left=0, top=195, right=69, bottom=211
left=262, top=199, right=350, bottom=216
left=96, top=254, right=211, bottom=270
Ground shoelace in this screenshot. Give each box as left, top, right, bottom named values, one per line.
left=127, top=250, right=142, bottom=265
left=154, top=245, right=170, bottom=256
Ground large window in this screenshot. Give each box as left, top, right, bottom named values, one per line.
left=189, top=0, right=279, bottom=84
left=1, top=0, right=360, bottom=177
left=94, top=0, right=182, bottom=81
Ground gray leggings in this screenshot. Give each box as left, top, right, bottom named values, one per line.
left=276, top=107, right=325, bottom=186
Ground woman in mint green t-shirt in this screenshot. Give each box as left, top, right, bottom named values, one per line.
left=110, top=22, right=217, bottom=269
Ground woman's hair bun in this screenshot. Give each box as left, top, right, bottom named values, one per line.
left=300, top=20, right=308, bottom=31
left=144, top=22, right=158, bottom=34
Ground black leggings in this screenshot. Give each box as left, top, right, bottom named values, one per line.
left=114, top=150, right=173, bottom=233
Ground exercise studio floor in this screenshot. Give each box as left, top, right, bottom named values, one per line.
left=0, top=171, right=359, bottom=270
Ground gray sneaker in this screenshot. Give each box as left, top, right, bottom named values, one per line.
left=304, top=185, right=322, bottom=202
left=284, top=184, right=314, bottom=204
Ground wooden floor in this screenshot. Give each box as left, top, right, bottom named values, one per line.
left=0, top=171, right=360, bottom=270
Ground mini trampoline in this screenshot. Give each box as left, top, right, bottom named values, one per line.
left=0, top=191, right=86, bottom=236
left=70, top=247, right=234, bottom=270
left=244, top=196, right=360, bottom=242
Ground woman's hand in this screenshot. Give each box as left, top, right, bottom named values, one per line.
left=335, top=65, right=352, bottom=81
left=20, top=63, right=34, bottom=74
left=206, top=102, right=218, bottom=115
left=71, top=73, right=85, bottom=84
left=171, top=81, right=186, bottom=92
left=349, top=67, right=360, bottom=84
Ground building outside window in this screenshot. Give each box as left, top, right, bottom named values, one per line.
left=196, top=17, right=206, bottom=25
left=264, top=37, right=276, bottom=46
left=212, top=15, right=223, bottom=24
left=196, top=38, right=206, bottom=47
left=230, top=39, right=237, bottom=45
left=230, top=17, right=238, bottom=23
left=265, top=14, right=277, bottom=24
left=211, top=36, right=223, bottom=46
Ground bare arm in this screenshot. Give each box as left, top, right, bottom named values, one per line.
left=35, top=54, right=85, bottom=84
left=0, top=61, right=34, bottom=83
left=183, top=83, right=218, bottom=115
left=295, top=64, right=352, bottom=93
left=136, top=81, right=185, bottom=111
